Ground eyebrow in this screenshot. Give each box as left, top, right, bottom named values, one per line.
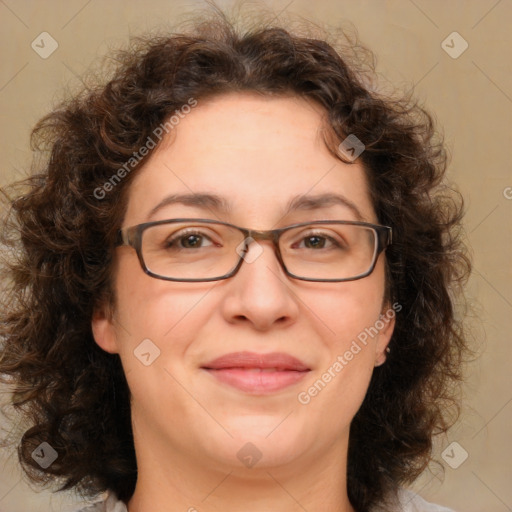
left=286, top=193, right=365, bottom=221
left=148, top=193, right=231, bottom=220
left=147, top=192, right=365, bottom=222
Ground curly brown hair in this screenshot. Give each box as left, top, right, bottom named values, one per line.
left=0, top=6, right=472, bottom=511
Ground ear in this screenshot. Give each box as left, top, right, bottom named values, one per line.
left=374, top=303, right=397, bottom=367
left=91, top=301, right=119, bottom=355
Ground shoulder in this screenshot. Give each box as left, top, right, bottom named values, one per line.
left=75, top=492, right=127, bottom=512
left=384, top=488, right=455, bottom=512
left=371, top=487, right=456, bottom=512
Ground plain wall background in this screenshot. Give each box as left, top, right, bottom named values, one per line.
left=0, top=1, right=511, bottom=511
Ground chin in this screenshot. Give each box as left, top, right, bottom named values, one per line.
left=203, top=418, right=307, bottom=469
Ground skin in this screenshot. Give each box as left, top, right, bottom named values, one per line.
left=92, top=92, right=395, bottom=512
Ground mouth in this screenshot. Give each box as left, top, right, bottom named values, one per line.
left=201, top=351, right=311, bottom=394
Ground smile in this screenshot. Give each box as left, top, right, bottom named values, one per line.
left=201, top=351, right=311, bottom=394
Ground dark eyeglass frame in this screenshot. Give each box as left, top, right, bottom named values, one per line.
left=115, top=218, right=392, bottom=283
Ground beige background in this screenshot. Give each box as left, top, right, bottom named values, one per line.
left=0, top=1, right=511, bottom=511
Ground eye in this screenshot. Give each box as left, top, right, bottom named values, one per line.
left=301, top=234, right=331, bottom=249
left=292, top=230, right=343, bottom=250
left=165, top=229, right=216, bottom=249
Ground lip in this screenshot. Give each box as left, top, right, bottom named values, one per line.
left=201, top=351, right=311, bottom=394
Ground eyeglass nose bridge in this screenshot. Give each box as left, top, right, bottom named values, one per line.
left=242, top=227, right=282, bottom=243
left=231, top=226, right=289, bottom=276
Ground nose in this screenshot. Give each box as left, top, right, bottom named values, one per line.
left=218, top=239, right=300, bottom=331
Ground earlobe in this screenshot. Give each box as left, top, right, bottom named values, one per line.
left=374, top=305, right=396, bottom=367
left=91, top=303, right=119, bottom=354
left=374, top=346, right=391, bottom=367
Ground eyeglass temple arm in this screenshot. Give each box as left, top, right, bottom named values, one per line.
left=377, top=226, right=392, bottom=250
left=115, top=226, right=138, bottom=247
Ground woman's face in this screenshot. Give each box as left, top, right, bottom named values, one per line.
left=93, top=92, right=394, bottom=475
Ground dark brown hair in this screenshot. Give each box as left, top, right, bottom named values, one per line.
left=0, top=5, right=472, bottom=511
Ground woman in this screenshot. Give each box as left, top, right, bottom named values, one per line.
left=0, top=6, right=471, bottom=512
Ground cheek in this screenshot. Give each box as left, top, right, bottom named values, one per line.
left=298, top=270, right=385, bottom=407
left=111, top=258, right=217, bottom=405
left=114, top=254, right=210, bottom=336
left=314, top=274, right=386, bottom=350
left=295, top=289, right=382, bottom=435
left=111, top=264, right=212, bottom=420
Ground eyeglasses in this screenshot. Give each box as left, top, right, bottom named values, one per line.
left=115, top=218, right=392, bottom=282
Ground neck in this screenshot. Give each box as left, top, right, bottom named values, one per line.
left=126, top=432, right=355, bottom=512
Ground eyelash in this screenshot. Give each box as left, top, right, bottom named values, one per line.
left=165, top=230, right=218, bottom=249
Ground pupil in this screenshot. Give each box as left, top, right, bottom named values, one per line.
left=306, top=236, right=324, bottom=248
left=183, top=235, right=201, bottom=248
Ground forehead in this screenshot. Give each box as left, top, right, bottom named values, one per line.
left=124, top=92, right=377, bottom=226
